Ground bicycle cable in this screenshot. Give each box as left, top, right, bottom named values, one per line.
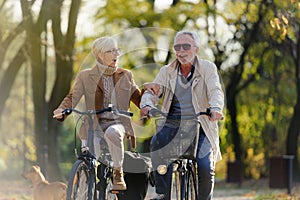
left=74, top=114, right=84, bottom=158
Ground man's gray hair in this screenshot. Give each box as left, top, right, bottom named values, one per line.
left=174, top=31, right=200, bottom=47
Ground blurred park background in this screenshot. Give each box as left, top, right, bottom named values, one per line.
left=0, top=0, right=300, bottom=199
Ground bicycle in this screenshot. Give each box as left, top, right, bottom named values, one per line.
left=53, top=104, right=133, bottom=200
left=147, top=106, right=213, bottom=200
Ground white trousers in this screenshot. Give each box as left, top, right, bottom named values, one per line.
left=93, top=124, right=126, bottom=170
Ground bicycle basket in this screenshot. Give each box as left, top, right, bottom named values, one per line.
left=154, top=119, right=200, bottom=160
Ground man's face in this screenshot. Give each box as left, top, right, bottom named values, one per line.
left=174, top=34, right=199, bottom=65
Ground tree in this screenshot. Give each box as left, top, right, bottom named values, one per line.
left=0, top=3, right=27, bottom=123
left=0, top=0, right=81, bottom=180
left=270, top=0, right=300, bottom=180
left=222, top=0, right=270, bottom=163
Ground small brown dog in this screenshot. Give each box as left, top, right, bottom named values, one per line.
left=22, top=165, right=67, bottom=200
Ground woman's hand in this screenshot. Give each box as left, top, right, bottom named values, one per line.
left=53, top=108, right=64, bottom=119
left=143, top=82, right=160, bottom=96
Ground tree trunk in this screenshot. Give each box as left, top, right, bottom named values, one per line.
left=286, top=102, right=300, bottom=181
left=46, top=0, right=81, bottom=180
left=226, top=87, right=242, bottom=162
left=286, top=29, right=300, bottom=182
left=19, top=0, right=82, bottom=180
left=0, top=47, right=25, bottom=117
left=47, top=115, right=64, bottom=181
left=28, top=32, right=48, bottom=173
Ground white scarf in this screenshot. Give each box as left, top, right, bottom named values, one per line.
left=97, top=61, right=117, bottom=76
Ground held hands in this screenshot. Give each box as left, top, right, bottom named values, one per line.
left=140, top=82, right=159, bottom=118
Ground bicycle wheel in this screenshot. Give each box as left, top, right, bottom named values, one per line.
left=182, top=162, right=198, bottom=200
left=66, top=159, right=96, bottom=200
left=170, top=163, right=181, bottom=200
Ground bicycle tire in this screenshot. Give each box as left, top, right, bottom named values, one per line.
left=190, top=162, right=198, bottom=199
left=180, top=172, right=187, bottom=200
left=182, top=162, right=198, bottom=200
left=66, top=159, right=96, bottom=200
left=170, top=163, right=181, bottom=200
left=88, top=167, right=96, bottom=200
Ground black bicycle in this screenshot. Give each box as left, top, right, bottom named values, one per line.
left=54, top=105, right=133, bottom=200
left=147, top=107, right=212, bottom=200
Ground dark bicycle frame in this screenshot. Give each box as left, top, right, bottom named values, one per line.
left=59, top=105, right=133, bottom=200
left=148, top=107, right=211, bottom=200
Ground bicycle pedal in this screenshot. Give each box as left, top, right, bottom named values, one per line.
left=110, top=190, right=126, bottom=195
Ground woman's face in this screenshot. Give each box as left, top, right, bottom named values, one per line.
left=98, top=46, right=120, bottom=67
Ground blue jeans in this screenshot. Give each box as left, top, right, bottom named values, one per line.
left=150, top=125, right=215, bottom=200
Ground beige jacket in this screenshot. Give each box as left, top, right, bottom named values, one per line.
left=58, top=65, right=141, bottom=148
left=140, top=56, right=224, bottom=161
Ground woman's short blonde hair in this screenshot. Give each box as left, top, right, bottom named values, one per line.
left=92, top=37, right=117, bottom=58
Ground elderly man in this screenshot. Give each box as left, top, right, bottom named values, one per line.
left=140, top=31, right=224, bottom=200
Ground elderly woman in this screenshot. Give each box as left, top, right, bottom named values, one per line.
left=53, top=36, right=141, bottom=190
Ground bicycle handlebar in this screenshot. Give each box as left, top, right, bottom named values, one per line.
left=53, top=104, right=133, bottom=119
left=147, top=106, right=218, bottom=120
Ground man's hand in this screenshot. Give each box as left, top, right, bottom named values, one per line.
left=208, top=111, right=224, bottom=122
left=140, top=106, right=152, bottom=118
left=143, top=82, right=160, bottom=96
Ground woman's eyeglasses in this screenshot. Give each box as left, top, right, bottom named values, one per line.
left=105, top=49, right=121, bottom=54
left=173, top=43, right=193, bottom=51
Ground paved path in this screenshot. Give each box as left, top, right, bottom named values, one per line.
left=0, top=178, right=299, bottom=199
left=144, top=179, right=300, bottom=200
left=145, top=186, right=255, bottom=200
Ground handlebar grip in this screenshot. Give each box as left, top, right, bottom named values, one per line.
left=53, top=108, right=72, bottom=119
left=63, top=108, right=72, bottom=115
left=206, top=108, right=224, bottom=120
left=148, top=108, right=166, bottom=117
left=118, top=110, right=133, bottom=117
left=206, top=108, right=211, bottom=117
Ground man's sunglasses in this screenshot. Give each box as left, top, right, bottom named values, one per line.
left=173, top=43, right=193, bottom=51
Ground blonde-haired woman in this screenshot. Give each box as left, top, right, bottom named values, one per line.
left=54, top=36, right=141, bottom=190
